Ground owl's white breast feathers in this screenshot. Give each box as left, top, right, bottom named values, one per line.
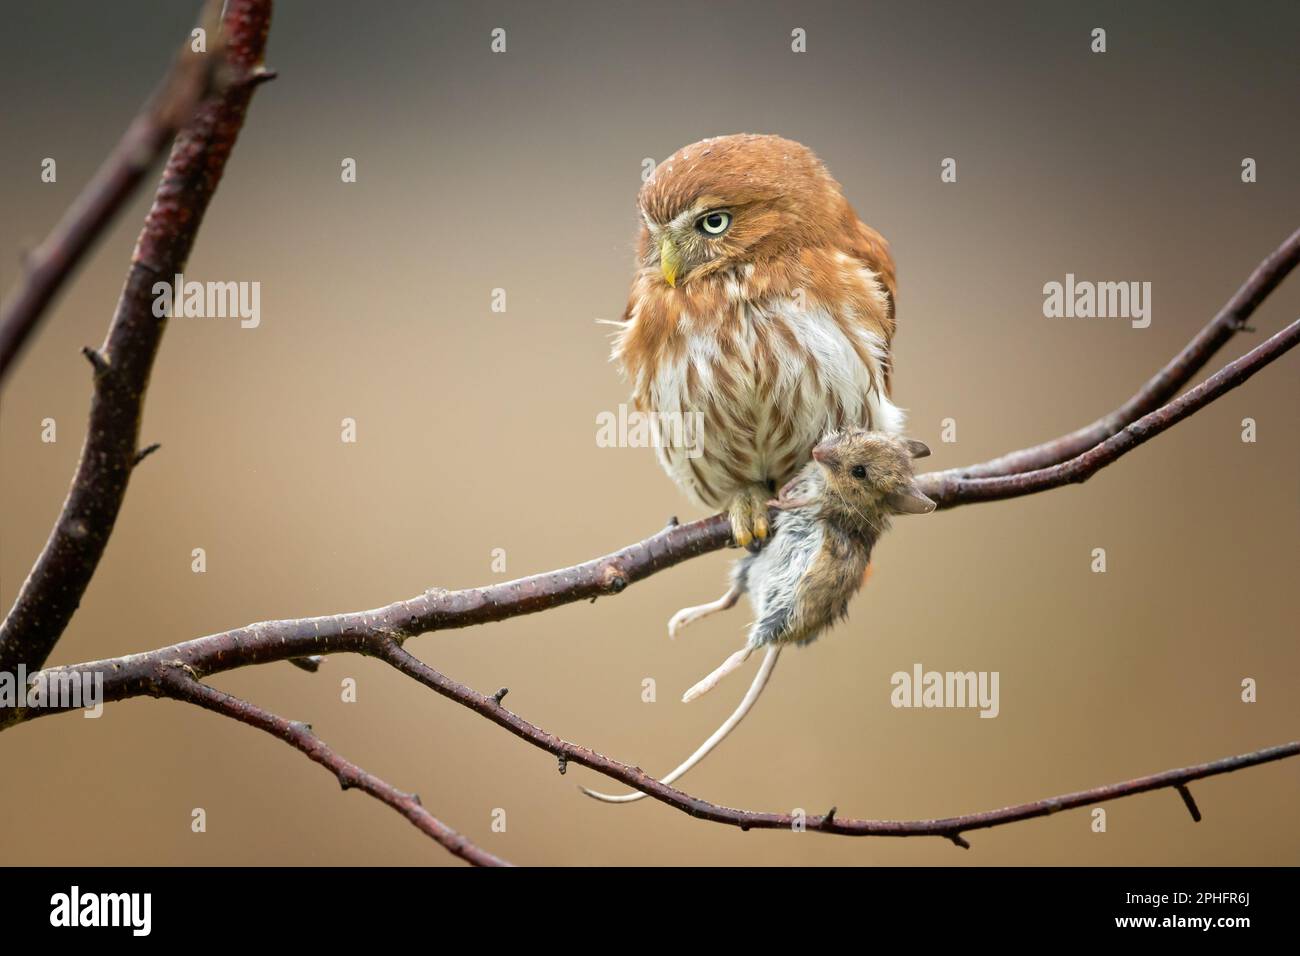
left=632, top=276, right=901, bottom=509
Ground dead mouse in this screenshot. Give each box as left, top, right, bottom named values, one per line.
left=581, top=428, right=934, bottom=803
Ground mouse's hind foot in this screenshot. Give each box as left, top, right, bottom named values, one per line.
left=667, top=585, right=741, bottom=640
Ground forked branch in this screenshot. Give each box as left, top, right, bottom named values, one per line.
left=0, top=0, right=275, bottom=676
left=0, top=0, right=228, bottom=386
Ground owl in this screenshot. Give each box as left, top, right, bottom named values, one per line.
left=612, top=133, right=902, bottom=549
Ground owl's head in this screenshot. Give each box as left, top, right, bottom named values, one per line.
left=637, top=133, right=855, bottom=287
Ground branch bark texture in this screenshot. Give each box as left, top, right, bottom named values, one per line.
left=0, top=0, right=274, bottom=674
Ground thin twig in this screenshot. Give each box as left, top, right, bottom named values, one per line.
left=0, top=0, right=275, bottom=675
left=0, top=0, right=226, bottom=386
left=1175, top=784, right=1202, bottom=823
left=157, top=663, right=511, bottom=867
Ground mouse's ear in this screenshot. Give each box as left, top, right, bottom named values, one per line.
left=886, top=484, right=936, bottom=515
left=904, top=439, right=931, bottom=460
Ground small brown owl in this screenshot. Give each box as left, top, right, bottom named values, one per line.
left=612, top=133, right=901, bottom=549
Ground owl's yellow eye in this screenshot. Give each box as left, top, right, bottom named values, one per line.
left=697, top=211, right=731, bottom=236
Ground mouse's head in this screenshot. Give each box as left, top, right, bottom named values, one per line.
left=809, top=429, right=935, bottom=533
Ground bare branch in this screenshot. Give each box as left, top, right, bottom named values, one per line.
left=0, top=0, right=225, bottom=386
left=0, top=0, right=275, bottom=675
left=0, top=518, right=732, bottom=724
left=375, top=643, right=1300, bottom=843
left=156, top=663, right=511, bottom=867
left=13, top=637, right=1297, bottom=847
left=919, top=316, right=1300, bottom=506
left=927, top=225, right=1300, bottom=482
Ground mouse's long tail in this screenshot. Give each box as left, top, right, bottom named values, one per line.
left=578, top=644, right=782, bottom=804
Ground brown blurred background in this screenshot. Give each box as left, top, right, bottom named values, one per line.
left=2, top=0, right=1297, bottom=866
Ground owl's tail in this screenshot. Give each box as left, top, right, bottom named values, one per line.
left=578, top=645, right=782, bottom=804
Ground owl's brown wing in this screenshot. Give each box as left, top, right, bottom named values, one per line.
left=847, top=220, right=896, bottom=324
left=845, top=219, right=898, bottom=393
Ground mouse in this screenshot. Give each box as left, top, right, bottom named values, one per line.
left=581, top=428, right=935, bottom=803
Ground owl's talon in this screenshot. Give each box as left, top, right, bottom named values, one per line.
left=728, top=485, right=773, bottom=550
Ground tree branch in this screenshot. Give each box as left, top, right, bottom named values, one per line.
left=375, top=642, right=1300, bottom=843
left=0, top=0, right=275, bottom=675
left=155, top=663, right=510, bottom=867
left=926, top=225, right=1300, bottom=482
left=0, top=0, right=226, bottom=386
left=919, top=316, right=1300, bottom=505
left=10, top=635, right=1297, bottom=849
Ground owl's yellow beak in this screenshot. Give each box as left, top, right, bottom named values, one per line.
left=660, top=236, right=681, bottom=287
